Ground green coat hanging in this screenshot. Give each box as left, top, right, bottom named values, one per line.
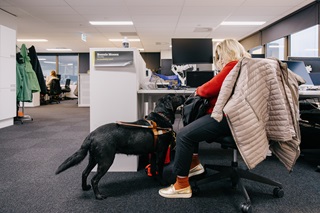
left=16, top=44, right=41, bottom=102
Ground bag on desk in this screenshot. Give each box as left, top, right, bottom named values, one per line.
left=150, top=73, right=181, bottom=88
left=182, top=93, right=209, bottom=126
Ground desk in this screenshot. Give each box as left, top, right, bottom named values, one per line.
left=22, top=92, right=40, bottom=107
left=299, top=90, right=320, bottom=99
left=138, top=89, right=320, bottom=117
left=137, top=89, right=194, bottom=118
left=65, top=85, right=77, bottom=99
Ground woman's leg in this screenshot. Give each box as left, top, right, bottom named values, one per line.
left=173, top=114, right=231, bottom=176
left=159, top=115, right=231, bottom=198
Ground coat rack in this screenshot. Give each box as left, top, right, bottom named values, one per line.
left=14, top=44, right=40, bottom=124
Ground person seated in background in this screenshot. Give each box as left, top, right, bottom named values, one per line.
left=46, top=70, right=59, bottom=90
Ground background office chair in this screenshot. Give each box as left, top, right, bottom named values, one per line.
left=61, top=79, right=71, bottom=94
left=48, top=79, right=62, bottom=104
left=299, top=101, right=320, bottom=171
left=61, top=79, right=71, bottom=100
left=192, top=136, right=284, bottom=213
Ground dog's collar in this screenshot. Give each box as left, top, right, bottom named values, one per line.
left=157, top=112, right=171, bottom=123
left=150, top=112, right=172, bottom=124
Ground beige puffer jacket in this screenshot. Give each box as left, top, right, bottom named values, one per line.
left=211, top=57, right=304, bottom=171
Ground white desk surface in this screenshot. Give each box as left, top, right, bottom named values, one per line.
left=138, top=89, right=195, bottom=94
left=299, top=90, right=320, bottom=99
left=299, top=90, right=320, bottom=95
left=138, top=89, right=320, bottom=98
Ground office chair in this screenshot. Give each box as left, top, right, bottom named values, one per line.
left=61, top=79, right=71, bottom=93
left=48, top=79, right=62, bottom=104
left=61, top=79, right=71, bottom=99
left=192, top=136, right=284, bottom=213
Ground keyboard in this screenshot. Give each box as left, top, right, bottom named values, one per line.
left=307, top=85, right=320, bottom=90
left=299, top=85, right=320, bottom=91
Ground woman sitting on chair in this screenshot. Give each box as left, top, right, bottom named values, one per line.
left=159, top=38, right=251, bottom=198
left=46, top=70, right=59, bottom=90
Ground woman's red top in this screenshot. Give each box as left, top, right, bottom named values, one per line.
left=196, top=61, right=238, bottom=114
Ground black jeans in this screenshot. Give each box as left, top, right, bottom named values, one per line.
left=173, top=114, right=231, bottom=176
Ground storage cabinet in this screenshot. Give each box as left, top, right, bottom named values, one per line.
left=0, top=25, right=16, bottom=128
left=0, top=25, right=16, bottom=58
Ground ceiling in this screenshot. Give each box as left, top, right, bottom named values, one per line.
left=0, top=0, right=316, bottom=53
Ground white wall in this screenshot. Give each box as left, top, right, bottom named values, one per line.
left=160, top=50, right=172, bottom=59
left=0, top=10, right=17, bottom=30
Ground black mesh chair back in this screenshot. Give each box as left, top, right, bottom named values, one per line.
left=48, top=79, right=62, bottom=103
left=62, top=79, right=71, bottom=93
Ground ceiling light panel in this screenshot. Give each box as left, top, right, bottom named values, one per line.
left=89, top=21, right=133, bottom=25
left=220, top=21, right=266, bottom=25
left=109, top=39, right=141, bottom=42
left=46, top=48, right=72, bottom=51
left=17, top=39, right=48, bottom=42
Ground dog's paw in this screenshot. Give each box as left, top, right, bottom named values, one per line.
left=82, top=185, right=91, bottom=191
left=95, top=194, right=107, bottom=200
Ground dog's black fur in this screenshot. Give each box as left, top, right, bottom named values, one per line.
left=55, top=94, right=185, bottom=200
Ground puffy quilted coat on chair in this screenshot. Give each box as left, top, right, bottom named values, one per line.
left=211, top=57, right=304, bottom=171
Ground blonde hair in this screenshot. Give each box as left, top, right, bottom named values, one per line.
left=50, top=70, right=57, bottom=77
left=214, top=38, right=251, bottom=69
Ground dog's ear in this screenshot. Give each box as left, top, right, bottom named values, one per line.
left=163, top=96, right=174, bottom=112
left=170, top=95, right=185, bottom=109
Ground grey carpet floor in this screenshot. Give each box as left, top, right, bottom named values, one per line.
left=0, top=99, right=319, bottom=213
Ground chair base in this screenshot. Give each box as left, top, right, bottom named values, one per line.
left=192, top=162, right=284, bottom=213
left=48, top=94, right=61, bottom=104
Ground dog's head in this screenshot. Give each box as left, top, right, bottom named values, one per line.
left=153, top=94, right=186, bottom=124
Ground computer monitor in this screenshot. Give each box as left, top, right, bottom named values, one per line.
left=282, top=60, right=314, bottom=85
left=171, top=38, right=213, bottom=65
left=251, top=54, right=265, bottom=58
left=288, top=56, right=320, bottom=72
left=309, top=73, right=320, bottom=85
left=185, top=71, right=214, bottom=88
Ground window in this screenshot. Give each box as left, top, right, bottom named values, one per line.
left=250, top=46, right=263, bottom=54
left=290, top=25, right=318, bottom=57
left=249, top=46, right=265, bottom=58
left=38, top=54, right=79, bottom=85
left=38, top=55, right=56, bottom=79
left=266, top=38, right=285, bottom=60
left=58, top=55, right=78, bottom=85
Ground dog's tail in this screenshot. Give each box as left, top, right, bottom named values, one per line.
left=55, top=135, right=92, bottom=175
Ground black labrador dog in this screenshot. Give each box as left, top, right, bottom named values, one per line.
left=55, top=94, right=185, bottom=200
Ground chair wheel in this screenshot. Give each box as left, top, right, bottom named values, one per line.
left=273, top=187, right=284, bottom=198
left=241, top=202, right=252, bottom=213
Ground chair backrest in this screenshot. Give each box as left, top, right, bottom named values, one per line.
left=50, top=79, right=62, bottom=95
left=65, top=79, right=71, bottom=87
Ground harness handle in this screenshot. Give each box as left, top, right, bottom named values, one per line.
left=116, top=119, right=173, bottom=149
